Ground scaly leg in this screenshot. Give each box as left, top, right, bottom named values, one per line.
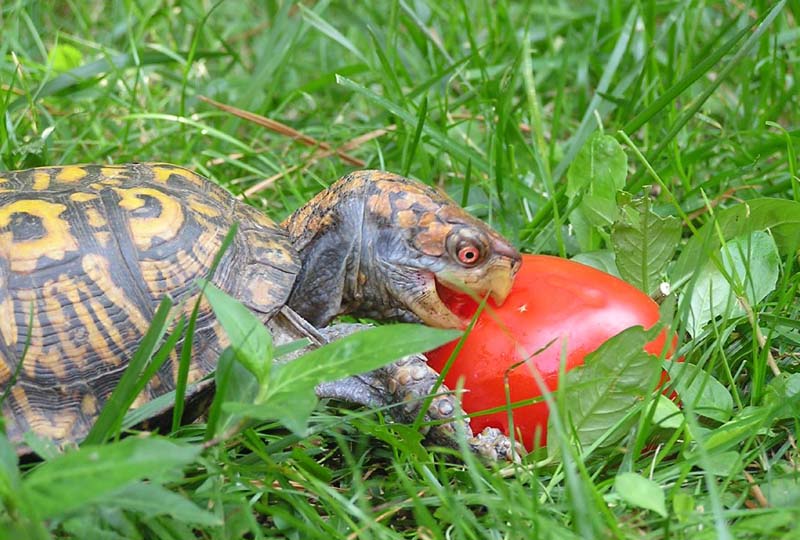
left=312, top=323, right=522, bottom=462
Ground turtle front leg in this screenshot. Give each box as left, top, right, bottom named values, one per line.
left=313, top=323, right=523, bottom=462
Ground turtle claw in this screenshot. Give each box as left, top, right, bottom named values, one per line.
left=468, top=427, right=525, bottom=463
left=310, top=323, right=524, bottom=462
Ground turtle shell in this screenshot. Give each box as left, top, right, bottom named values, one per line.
left=0, top=163, right=300, bottom=447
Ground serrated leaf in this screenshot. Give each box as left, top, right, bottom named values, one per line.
left=566, top=133, right=628, bottom=240
left=268, top=324, right=460, bottom=397
left=105, top=482, right=222, bottom=526
left=686, top=231, right=779, bottom=337
left=612, top=197, right=681, bottom=295
left=201, top=280, right=273, bottom=382
left=23, top=438, right=201, bottom=519
left=665, top=361, right=733, bottom=422
left=549, top=326, right=662, bottom=450
left=615, top=472, right=667, bottom=517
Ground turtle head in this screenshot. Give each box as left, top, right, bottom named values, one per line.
left=283, top=171, right=521, bottom=329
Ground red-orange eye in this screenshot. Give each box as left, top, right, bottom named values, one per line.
left=457, top=245, right=481, bottom=266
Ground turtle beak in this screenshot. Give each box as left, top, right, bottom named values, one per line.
left=486, top=260, right=516, bottom=305
left=464, top=254, right=520, bottom=306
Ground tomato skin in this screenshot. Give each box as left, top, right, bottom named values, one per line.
left=428, top=254, right=673, bottom=451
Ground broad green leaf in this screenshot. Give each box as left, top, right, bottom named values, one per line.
left=549, top=326, right=662, bottom=450
left=224, top=387, right=318, bottom=436
left=672, top=198, right=800, bottom=287
left=23, top=438, right=200, bottom=519
left=61, top=515, right=132, bottom=540
left=566, top=124, right=627, bottom=197
left=268, top=324, right=460, bottom=397
left=615, top=472, right=667, bottom=517
left=698, top=451, right=740, bottom=476
left=206, top=348, right=258, bottom=438
left=48, top=43, right=83, bottom=72
left=764, top=373, right=800, bottom=420
left=571, top=251, right=621, bottom=277
left=672, top=493, right=695, bottom=524
left=721, top=231, right=780, bottom=305
left=761, top=477, right=800, bottom=508
left=565, top=133, right=628, bottom=251
left=664, top=361, right=733, bottom=422
left=652, top=395, right=684, bottom=430
left=566, top=133, right=628, bottom=229
left=612, top=196, right=681, bottom=295
left=686, top=231, right=780, bottom=337
left=695, top=406, right=771, bottom=454
left=201, top=281, right=273, bottom=382
left=106, top=482, right=221, bottom=526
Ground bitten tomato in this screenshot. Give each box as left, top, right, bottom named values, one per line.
left=428, top=254, right=674, bottom=451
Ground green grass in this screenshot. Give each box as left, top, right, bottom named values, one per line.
left=2, top=0, right=799, bottom=538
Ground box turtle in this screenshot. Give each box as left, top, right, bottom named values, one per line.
left=0, top=163, right=521, bottom=459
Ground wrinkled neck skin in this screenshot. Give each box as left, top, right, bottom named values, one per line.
left=283, top=189, right=415, bottom=328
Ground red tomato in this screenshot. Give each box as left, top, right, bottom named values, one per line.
left=428, top=254, right=674, bottom=451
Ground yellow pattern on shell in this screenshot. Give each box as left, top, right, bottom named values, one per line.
left=32, top=172, right=50, bottom=191
left=0, top=199, right=79, bottom=273
left=114, top=187, right=184, bottom=250
left=55, top=166, right=87, bottom=183
left=0, top=296, right=16, bottom=348
left=69, top=192, right=98, bottom=202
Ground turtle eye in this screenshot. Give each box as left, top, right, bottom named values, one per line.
left=457, top=244, right=482, bottom=266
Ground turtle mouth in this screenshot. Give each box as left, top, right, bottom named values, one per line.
left=409, top=270, right=515, bottom=329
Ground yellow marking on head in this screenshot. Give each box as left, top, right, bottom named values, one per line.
left=69, top=192, right=98, bottom=202
left=85, top=208, right=107, bottom=229
left=32, top=172, right=50, bottom=191
left=114, top=187, right=184, bottom=250
left=413, top=213, right=450, bottom=257
left=396, top=209, right=417, bottom=228
left=55, top=166, right=87, bottom=183
left=90, top=183, right=104, bottom=190
left=0, top=200, right=79, bottom=273
left=0, top=297, right=16, bottom=347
